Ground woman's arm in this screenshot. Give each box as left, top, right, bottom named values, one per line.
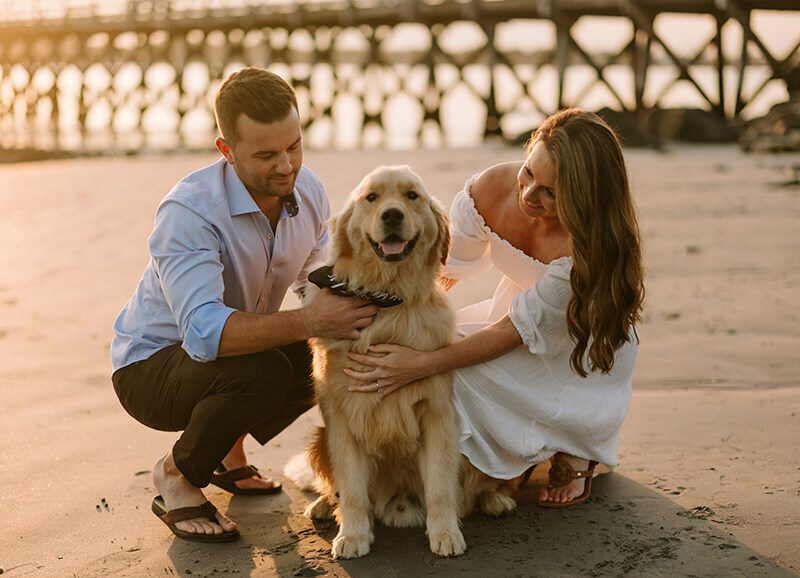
left=345, top=315, right=523, bottom=397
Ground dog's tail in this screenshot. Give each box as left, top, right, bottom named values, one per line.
left=283, top=450, right=317, bottom=491
left=283, top=426, right=332, bottom=493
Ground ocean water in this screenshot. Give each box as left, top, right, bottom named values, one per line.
left=2, top=4, right=799, bottom=150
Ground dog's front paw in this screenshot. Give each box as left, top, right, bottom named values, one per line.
left=429, top=526, right=466, bottom=557
left=304, top=495, right=335, bottom=520
left=479, top=490, right=517, bottom=517
left=331, top=531, right=373, bottom=559
left=379, top=495, right=426, bottom=528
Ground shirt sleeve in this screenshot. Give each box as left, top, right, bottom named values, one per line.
left=442, top=178, right=493, bottom=280
left=149, top=200, right=236, bottom=362
left=508, top=260, right=573, bottom=357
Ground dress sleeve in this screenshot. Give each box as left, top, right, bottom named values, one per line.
left=508, top=259, right=573, bottom=357
left=149, top=200, right=236, bottom=362
left=442, top=176, right=493, bottom=280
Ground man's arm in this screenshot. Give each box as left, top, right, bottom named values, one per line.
left=152, top=200, right=378, bottom=361
left=217, top=288, right=378, bottom=357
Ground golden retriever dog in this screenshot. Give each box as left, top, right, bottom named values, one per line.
left=301, top=165, right=465, bottom=559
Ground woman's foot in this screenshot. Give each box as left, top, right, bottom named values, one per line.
left=153, top=453, right=237, bottom=536
left=220, top=435, right=280, bottom=491
left=538, top=453, right=596, bottom=506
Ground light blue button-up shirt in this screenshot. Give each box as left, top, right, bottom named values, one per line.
left=111, top=157, right=330, bottom=372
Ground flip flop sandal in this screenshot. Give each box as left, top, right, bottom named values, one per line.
left=151, top=495, right=240, bottom=542
left=537, top=454, right=598, bottom=509
left=210, top=464, right=283, bottom=496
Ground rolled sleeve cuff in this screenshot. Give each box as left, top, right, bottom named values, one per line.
left=182, top=304, right=237, bottom=362
left=508, top=292, right=544, bottom=356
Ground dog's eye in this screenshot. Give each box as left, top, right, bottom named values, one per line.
left=365, top=192, right=378, bottom=202
left=405, top=190, right=419, bottom=200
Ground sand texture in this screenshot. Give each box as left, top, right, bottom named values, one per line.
left=0, top=144, right=798, bottom=577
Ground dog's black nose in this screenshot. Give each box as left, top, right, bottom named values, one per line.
left=381, top=208, right=405, bottom=226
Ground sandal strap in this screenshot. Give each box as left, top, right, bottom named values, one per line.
left=547, top=456, right=598, bottom=489
left=161, top=501, right=218, bottom=525
left=212, top=464, right=261, bottom=484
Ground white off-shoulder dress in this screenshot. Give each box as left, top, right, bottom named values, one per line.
left=444, top=175, right=637, bottom=479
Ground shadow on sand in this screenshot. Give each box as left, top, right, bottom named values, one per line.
left=159, top=474, right=794, bottom=578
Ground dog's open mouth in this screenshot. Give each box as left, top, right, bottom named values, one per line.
left=368, top=233, right=419, bottom=262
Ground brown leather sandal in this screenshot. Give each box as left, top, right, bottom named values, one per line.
left=537, top=453, right=598, bottom=509
left=210, top=464, right=282, bottom=496
left=151, top=495, right=240, bottom=542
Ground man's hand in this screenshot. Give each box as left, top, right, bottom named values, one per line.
left=304, top=288, right=379, bottom=340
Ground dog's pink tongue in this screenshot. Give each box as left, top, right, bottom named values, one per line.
left=380, top=241, right=407, bottom=255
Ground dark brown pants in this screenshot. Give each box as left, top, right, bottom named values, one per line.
left=112, top=341, right=314, bottom=488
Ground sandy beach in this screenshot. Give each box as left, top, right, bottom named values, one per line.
left=1, top=143, right=798, bottom=577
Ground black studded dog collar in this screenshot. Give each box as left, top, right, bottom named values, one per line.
left=308, top=265, right=403, bottom=308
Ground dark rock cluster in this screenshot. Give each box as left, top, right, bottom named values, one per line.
left=596, top=107, right=737, bottom=149
left=512, top=69, right=800, bottom=153
left=738, top=66, right=800, bottom=153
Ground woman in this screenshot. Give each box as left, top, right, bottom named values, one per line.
left=346, top=108, right=645, bottom=508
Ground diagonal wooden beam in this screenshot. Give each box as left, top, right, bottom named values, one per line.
left=491, top=48, right=550, bottom=117
left=569, top=34, right=631, bottom=111
left=648, top=29, right=717, bottom=107
left=625, top=1, right=717, bottom=110
left=725, top=0, right=786, bottom=77
left=740, top=35, right=800, bottom=115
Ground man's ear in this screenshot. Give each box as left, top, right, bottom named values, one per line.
left=215, top=137, right=235, bottom=165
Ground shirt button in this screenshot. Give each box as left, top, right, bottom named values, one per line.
left=267, top=234, right=273, bottom=240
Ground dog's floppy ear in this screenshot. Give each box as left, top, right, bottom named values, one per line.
left=430, top=197, right=450, bottom=266
left=331, top=201, right=355, bottom=260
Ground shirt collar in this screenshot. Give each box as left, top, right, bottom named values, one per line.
left=223, top=159, right=300, bottom=218
left=223, top=159, right=261, bottom=217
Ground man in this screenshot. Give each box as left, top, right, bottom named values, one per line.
left=111, top=67, right=378, bottom=542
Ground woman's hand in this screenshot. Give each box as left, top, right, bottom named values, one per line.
left=344, top=344, right=438, bottom=398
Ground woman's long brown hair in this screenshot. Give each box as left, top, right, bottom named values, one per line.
left=533, top=109, right=644, bottom=377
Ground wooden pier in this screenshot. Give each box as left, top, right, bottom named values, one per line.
left=1, top=0, right=798, bottom=151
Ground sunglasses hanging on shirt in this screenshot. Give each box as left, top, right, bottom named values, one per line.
left=284, top=193, right=299, bottom=217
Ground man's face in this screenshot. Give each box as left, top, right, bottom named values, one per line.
left=217, top=107, right=303, bottom=200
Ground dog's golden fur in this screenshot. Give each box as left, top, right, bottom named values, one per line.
left=301, top=166, right=529, bottom=558
left=302, top=165, right=466, bottom=559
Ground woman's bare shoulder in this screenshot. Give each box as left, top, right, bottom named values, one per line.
left=470, top=162, right=520, bottom=213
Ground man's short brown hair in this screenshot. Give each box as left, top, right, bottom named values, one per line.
left=214, top=67, right=298, bottom=143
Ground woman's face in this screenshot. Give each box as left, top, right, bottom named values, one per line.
left=517, top=140, right=558, bottom=219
